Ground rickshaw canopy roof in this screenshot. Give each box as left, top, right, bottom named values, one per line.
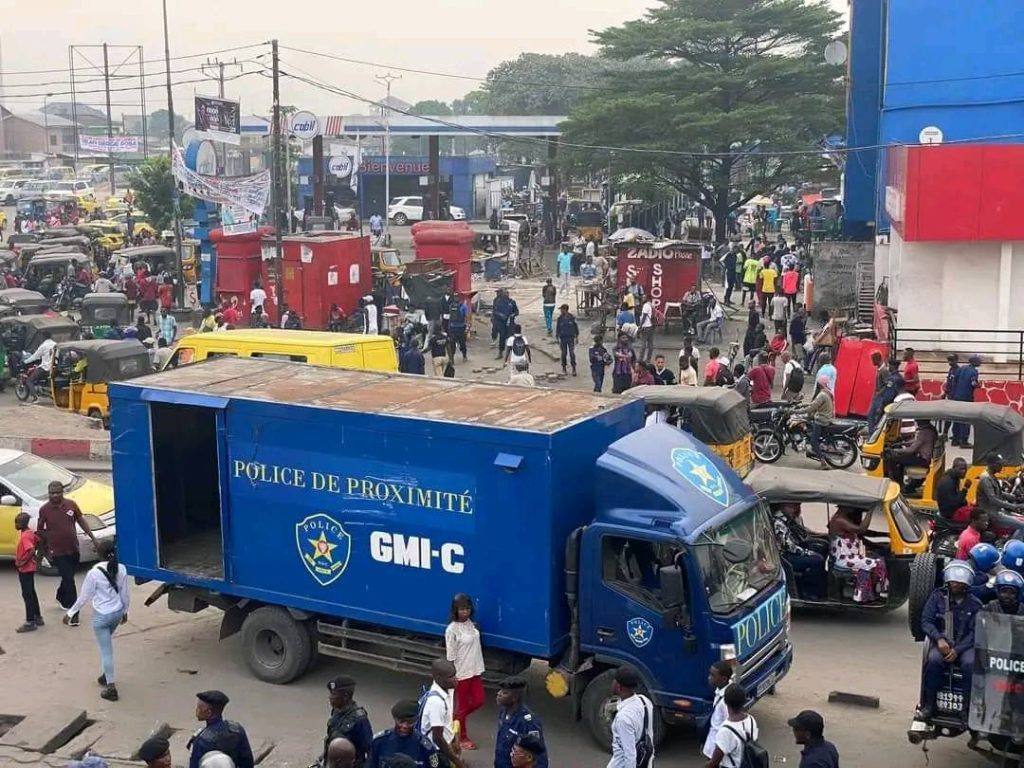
left=746, top=465, right=894, bottom=507
left=0, top=314, right=80, bottom=352
left=55, top=339, right=151, bottom=383
left=887, top=400, right=1024, bottom=463
left=116, top=245, right=176, bottom=261
left=0, top=288, right=47, bottom=306
left=80, top=293, right=130, bottom=326
left=27, top=253, right=89, bottom=268
left=627, top=385, right=751, bottom=443
left=81, top=292, right=129, bottom=308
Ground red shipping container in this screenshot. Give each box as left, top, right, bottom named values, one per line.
left=275, top=233, right=373, bottom=329
left=411, top=221, right=475, bottom=297
left=833, top=337, right=890, bottom=417
left=614, top=242, right=702, bottom=312
left=211, top=227, right=278, bottom=323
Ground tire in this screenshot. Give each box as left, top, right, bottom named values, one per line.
left=87, top=408, right=102, bottom=421
left=753, top=429, right=784, bottom=463
left=14, top=378, right=30, bottom=402
left=393, top=213, right=409, bottom=226
left=240, top=606, right=313, bottom=684
left=908, top=552, right=937, bottom=641
left=821, top=435, right=858, bottom=469
left=581, top=668, right=665, bottom=753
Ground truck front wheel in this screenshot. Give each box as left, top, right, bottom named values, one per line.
left=240, top=606, right=313, bottom=684
left=581, top=668, right=666, bottom=752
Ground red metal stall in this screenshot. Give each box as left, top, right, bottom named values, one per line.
left=277, top=233, right=373, bottom=329
left=211, top=226, right=278, bottom=323
left=411, top=221, right=475, bottom=297
left=833, top=337, right=890, bottom=417
left=614, top=242, right=702, bottom=311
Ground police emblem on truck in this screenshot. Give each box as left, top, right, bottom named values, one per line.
left=670, top=447, right=729, bottom=506
left=296, top=513, right=352, bottom=586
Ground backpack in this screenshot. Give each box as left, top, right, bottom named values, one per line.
left=786, top=364, right=805, bottom=392
left=634, top=696, right=654, bottom=768
left=722, top=720, right=769, bottom=768
left=715, top=362, right=735, bottom=386
left=415, top=688, right=452, bottom=768
left=511, top=335, right=527, bottom=357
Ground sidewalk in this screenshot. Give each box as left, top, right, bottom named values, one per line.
left=0, top=393, right=110, bottom=461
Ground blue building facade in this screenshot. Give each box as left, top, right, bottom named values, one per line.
left=843, top=0, right=1024, bottom=237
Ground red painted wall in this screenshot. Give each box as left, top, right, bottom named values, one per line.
left=918, top=377, right=1024, bottom=413
left=886, top=144, right=1024, bottom=242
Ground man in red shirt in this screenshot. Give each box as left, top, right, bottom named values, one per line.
left=15, top=511, right=43, bottom=632
left=36, top=480, right=98, bottom=626
left=902, top=347, right=921, bottom=396
left=222, top=300, right=240, bottom=327
left=158, top=277, right=174, bottom=311
left=955, top=507, right=989, bottom=560
left=749, top=353, right=776, bottom=405
left=139, top=273, right=159, bottom=323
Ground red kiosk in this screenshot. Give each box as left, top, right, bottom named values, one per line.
left=613, top=241, right=702, bottom=312
left=210, top=227, right=278, bottom=323
left=411, top=221, right=475, bottom=296
left=277, top=233, right=373, bottom=329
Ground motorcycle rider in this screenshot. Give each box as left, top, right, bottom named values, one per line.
left=918, top=561, right=983, bottom=721
left=22, top=331, right=55, bottom=402
left=974, top=455, right=1024, bottom=537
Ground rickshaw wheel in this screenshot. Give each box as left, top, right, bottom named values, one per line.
left=908, top=552, right=937, bottom=641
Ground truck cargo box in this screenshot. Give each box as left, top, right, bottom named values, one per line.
left=109, top=358, right=644, bottom=658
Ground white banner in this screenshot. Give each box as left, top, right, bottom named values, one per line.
left=79, top=135, right=140, bottom=153
left=172, top=144, right=270, bottom=216
left=506, top=220, right=521, bottom=267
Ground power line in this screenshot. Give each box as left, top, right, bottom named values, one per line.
left=0, top=42, right=267, bottom=78
left=0, top=69, right=259, bottom=102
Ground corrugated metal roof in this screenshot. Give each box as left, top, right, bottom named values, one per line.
left=117, top=357, right=625, bottom=433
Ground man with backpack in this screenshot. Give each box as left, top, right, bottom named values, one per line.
left=447, top=296, right=469, bottom=362
left=504, top=325, right=532, bottom=375
left=703, top=347, right=735, bottom=387
left=418, top=659, right=463, bottom=768
left=781, top=351, right=804, bottom=402
left=704, top=683, right=767, bottom=768
left=607, top=666, right=654, bottom=768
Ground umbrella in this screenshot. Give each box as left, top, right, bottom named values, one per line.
left=607, top=227, right=656, bottom=244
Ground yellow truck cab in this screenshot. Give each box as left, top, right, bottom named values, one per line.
left=165, top=329, right=399, bottom=373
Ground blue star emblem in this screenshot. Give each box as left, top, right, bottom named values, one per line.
left=671, top=447, right=729, bottom=506
left=626, top=617, right=654, bottom=648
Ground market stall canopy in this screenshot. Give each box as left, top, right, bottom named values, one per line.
left=607, top=227, right=656, bottom=244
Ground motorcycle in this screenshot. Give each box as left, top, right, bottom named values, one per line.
left=52, top=279, right=90, bottom=312
left=14, top=360, right=46, bottom=402
left=752, top=403, right=860, bottom=469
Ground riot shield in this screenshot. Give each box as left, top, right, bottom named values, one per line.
left=969, top=612, right=1024, bottom=737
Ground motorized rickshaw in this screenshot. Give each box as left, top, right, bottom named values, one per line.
left=0, top=314, right=80, bottom=390
left=116, top=244, right=189, bottom=280
left=23, top=253, right=92, bottom=298
left=79, top=293, right=131, bottom=338
left=16, top=196, right=47, bottom=218
left=573, top=209, right=605, bottom=244
left=0, top=288, right=50, bottom=318
left=861, top=400, right=1024, bottom=512
left=628, top=385, right=755, bottom=477
left=7, top=233, right=39, bottom=250
left=907, top=600, right=1024, bottom=763
left=47, top=339, right=152, bottom=426
left=746, top=465, right=927, bottom=612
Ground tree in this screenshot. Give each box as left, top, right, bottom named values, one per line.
left=146, top=109, right=189, bottom=143
left=561, top=0, right=844, bottom=241
left=472, top=53, right=608, bottom=115
left=129, top=155, right=192, bottom=232
left=409, top=100, right=453, bottom=116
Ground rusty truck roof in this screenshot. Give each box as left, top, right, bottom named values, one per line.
left=115, top=357, right=629, bottom=433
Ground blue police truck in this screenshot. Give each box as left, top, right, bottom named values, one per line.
left=109, top=358, right=792, bottom=748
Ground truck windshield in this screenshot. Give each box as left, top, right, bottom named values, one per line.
left=694, top=500, right=781, bottom=614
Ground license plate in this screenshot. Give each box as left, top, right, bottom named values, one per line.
left=756, top=672, right=777, bottom=698
left=909, top=720, right=932, bottom=733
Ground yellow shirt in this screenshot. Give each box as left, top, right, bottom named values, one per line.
left=742, top=258, right=760, bottom=284
left=760, top=267, right=778, bottom=293
left=624, top=292, right=636, bottom=310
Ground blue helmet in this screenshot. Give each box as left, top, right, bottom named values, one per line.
left=943, top=560, right=976, bottom=586
left=1002, top=540, right=1024, bottom=575
left=969, top=543, right=1001, bottom=573
left=995, top=570, right=1024, bottom=593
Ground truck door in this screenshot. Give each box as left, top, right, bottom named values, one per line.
left=582, top=529, right=693, bottom=672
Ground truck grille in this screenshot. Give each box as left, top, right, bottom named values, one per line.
left=739, top=628, right=788, bottom=687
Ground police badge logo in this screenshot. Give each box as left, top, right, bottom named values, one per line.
left=670, top=447, right=730, bottom=506
left=296, top=513, right=352, bottom=586
left=626, top=617, right=654, bottom=648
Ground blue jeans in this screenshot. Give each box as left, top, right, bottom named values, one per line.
left=93, top=609, right=123, bottom=684
left=543, top=305, right=555, bottom=333
left=952, top=421, right=971, bottom=444
left=591, top=367, right=605, bottom=393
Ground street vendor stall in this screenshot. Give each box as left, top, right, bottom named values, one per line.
left=613, top=240, right=702, bottom=314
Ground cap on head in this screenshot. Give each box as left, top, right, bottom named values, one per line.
left=197, top=690, right=229, bottom=709
left=499, top=677, right=527, bottom=692
left=391, top=699, right=419, bottom=719
left=137, top=736, right=170, bottom=762
left=787, top=710, right=824, bottom=736
left=514, top=733, right=546, bottom=757
left=327, top=674, right=356, bottom=692
left=969, top=354, right=983, bottom=365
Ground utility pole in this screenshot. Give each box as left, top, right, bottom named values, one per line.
left=375, top=72, right=401, bottom=239
left=201, top=57, right=240, bottom=175
left=271, top=39, right=285, bottom=310
left=103, top=43, right=116, bottom=194
left=162, top=0, right=184, bottom=305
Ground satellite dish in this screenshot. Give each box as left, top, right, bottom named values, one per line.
left=824, top=40, right=848, bottom=66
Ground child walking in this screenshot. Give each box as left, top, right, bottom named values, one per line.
left=14, top=512, right=43, bottom=633
left=444, top=593, right=485, bottom=750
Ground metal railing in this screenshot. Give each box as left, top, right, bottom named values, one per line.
left=892, top=327, right=1024, bottom=380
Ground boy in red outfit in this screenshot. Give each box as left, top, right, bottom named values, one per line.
left=14, top=512, right=43, bottom=632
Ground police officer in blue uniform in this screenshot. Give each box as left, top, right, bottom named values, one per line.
left=494, top=678, right=547, bottom=768
left=187, top=690, right=255, bottom=768
left=367, top=700, right=440, bottom=768
left=983, top=570, right=1024, bottom=615
left=325, top=675, right=374, bottom=767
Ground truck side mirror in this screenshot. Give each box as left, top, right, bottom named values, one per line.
left=659, top=565, right=689, bottom=629
left=1, top=494, right=19, bottom=506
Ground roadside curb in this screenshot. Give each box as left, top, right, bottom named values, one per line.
left=0, top=435, right=111, bottom=461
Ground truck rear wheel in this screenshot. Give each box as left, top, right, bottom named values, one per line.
left=581, top=668, right=666, bottom=753
left=240, top=606, right=313, bottom=684
left=908, top=553, right=937, bottom=642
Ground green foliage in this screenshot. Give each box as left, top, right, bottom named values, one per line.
left=146, top=109, right=189, bottom=143
left=562, top=0, right=844, bottom=239
left=128, top=155, right=191, bottom=232
left=409, top=100, right=453, bottom=116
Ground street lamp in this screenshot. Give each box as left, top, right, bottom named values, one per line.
left=42, top=95, right=49, bottom=154
left=375, top=72, right=401, bottom=241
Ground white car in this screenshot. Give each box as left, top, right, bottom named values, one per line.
left=0, top=450, right=117, bottom=566
left=387, top=196, right=466, bottom=225
left=48, top=180, right=95, bottom=200
left=0, top=178, right=30, bottom=205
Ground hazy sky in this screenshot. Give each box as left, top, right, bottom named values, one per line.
left=0, top=0, right=848, bottom=120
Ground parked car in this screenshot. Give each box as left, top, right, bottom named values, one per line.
left=48, top=180, right=95, bottom=200
left=387, top=195, right=466, bottom=225
left=0, top=179, right=30, bottom=206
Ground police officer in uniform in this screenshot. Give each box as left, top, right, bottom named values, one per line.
left=187, top=690, right=255, bottom=768
left=367, top=700, right=440, bottom=768
left=494, top=678, right=547, bottom=768
left=325, top=675, right=373, bottom=767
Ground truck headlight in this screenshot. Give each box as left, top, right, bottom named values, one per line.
left=82, top=514, right=106, bottom=531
